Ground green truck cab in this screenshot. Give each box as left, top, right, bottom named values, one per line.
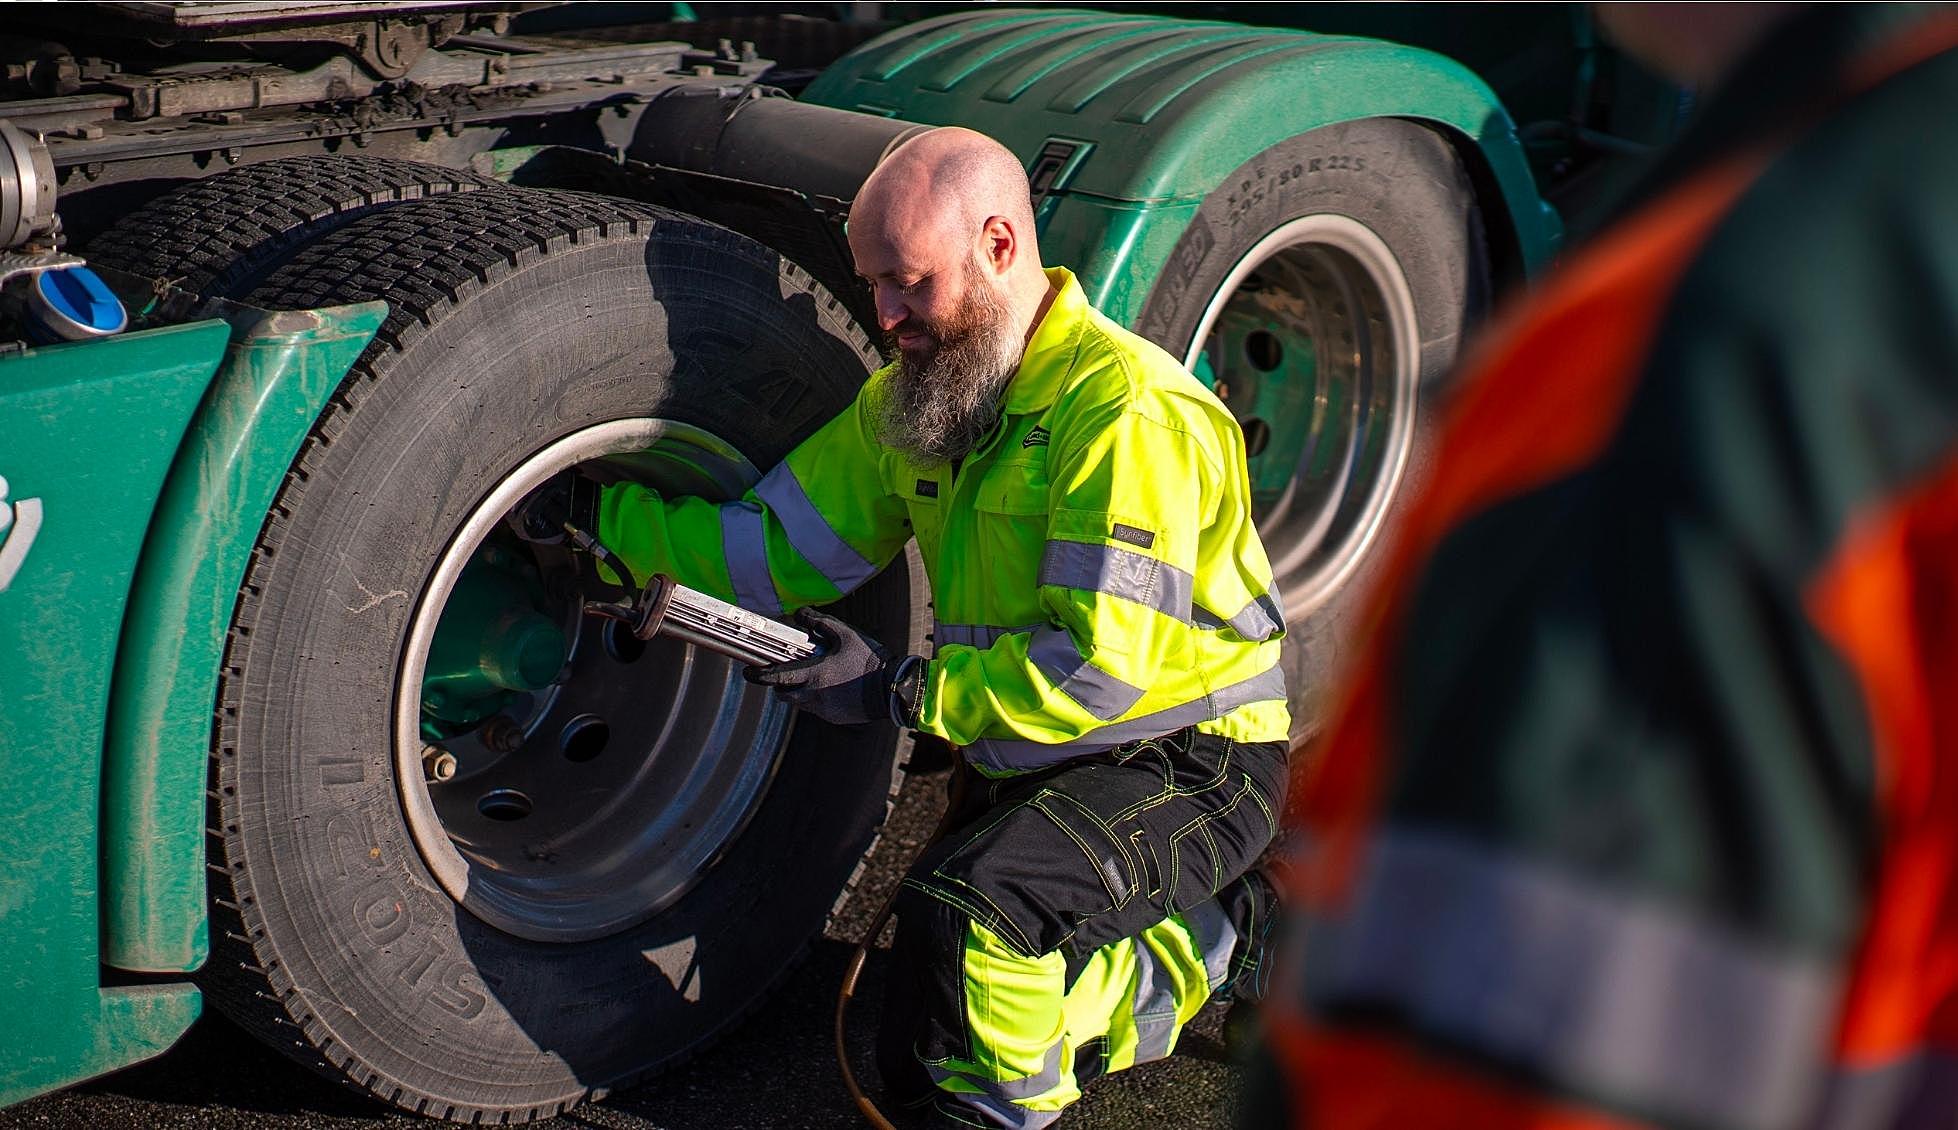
left=0, top=3, right=1672, bottom=1120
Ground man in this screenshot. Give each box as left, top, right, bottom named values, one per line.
left=1260, top=5, right=1958, bottom=1128
left=587, top=127, right=1291, bottom=1127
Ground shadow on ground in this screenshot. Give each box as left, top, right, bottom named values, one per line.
left=0, top=767, right=1243, bottom=1130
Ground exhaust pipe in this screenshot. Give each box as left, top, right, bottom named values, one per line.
left=633, top=86, right=931, bottom=207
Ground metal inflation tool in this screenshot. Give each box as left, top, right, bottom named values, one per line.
left=562, top=521, right=823, bottom=666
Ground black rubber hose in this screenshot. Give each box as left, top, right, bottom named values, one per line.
left=837, top=760, right=971, bottom=1130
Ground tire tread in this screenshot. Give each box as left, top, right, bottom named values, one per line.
left=206, top=186, right=902, bottom=1123
left=85, top=156, right=505, bottom=297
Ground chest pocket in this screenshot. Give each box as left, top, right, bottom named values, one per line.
left=975, top=454, right=1049, bottom=515
left=970, top=455, right=1050, bottom=607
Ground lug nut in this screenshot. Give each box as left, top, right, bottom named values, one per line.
left=478, top=714, right=525, bottom=754
left=422, top=745, right=458, bottom=783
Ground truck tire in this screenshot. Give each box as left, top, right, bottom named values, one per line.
left=205, top=188, right=920, bottom=1121
left=84, top=155, right=502, bottom=297
left=1135, top=119, right=1490, bottom=741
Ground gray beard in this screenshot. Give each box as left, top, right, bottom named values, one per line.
left=873, top=284, right=1020, bottom=466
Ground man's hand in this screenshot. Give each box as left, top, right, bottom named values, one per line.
left=745, top=607, right=899, bottom=726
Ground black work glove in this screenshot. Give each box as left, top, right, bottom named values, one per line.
left=509, top=470, right=600, bottom=545
left=745, top=607, right=900, bottom=726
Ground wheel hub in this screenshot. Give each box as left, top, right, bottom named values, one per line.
left=419, top=546, right=568, bottom=734
left=1182, top=215, right=1421, bottom=617
left=394, top=419, right=792, bottom=943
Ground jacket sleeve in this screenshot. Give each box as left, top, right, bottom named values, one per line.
left=917, top=391, right=1219, bottom=748
left=593, top=373, right=911, bottom=615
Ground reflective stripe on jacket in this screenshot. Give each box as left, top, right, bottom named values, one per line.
left=595, top=266, right=1291, bottom=772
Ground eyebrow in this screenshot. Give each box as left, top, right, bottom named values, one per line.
left=856, top=266, right=930, bottom=283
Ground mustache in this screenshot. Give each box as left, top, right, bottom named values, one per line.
left=886, top=320, right=937, bottom=353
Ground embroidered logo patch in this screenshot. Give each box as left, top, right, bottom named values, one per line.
left=1111, top=523, right=1155, bottom=549
left=915, top=479, right=939, bottom=498
left=1022, top=425, right=1051, bottom=449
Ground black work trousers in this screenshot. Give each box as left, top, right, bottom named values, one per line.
left=878, top=727, right=1288, bottom=1126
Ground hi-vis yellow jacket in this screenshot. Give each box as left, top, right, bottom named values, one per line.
left=596, top=267, right=1290, bottom=775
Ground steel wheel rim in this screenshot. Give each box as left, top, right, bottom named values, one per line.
left=1181, top=214, right=1420, bottom=617
left=393, top=419, right=792, bottom=943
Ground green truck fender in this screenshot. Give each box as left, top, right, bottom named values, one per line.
left=800, top=8, right=1560, bottom=324
left=0, top=298, right=380, bottom=1106
left=101, top=300, right=388, bottom=975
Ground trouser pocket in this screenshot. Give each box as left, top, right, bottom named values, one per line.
left=911, top=729, right=1289, bottom=961
left=910, top=784, right=1141, bottom=959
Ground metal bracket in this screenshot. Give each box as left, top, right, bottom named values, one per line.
left=0, top=248, right=83, bottom=288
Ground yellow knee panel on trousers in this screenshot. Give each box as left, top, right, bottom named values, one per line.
left=933, top=914, right=1223, bottom=1120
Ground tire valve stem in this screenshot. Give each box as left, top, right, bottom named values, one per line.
left=563, top=521, right=638, bottom=592
left=421, top=744, right=458, bottom=783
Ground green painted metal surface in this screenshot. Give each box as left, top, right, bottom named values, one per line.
left=0, top=321, right=228, bottom=1106
left=1038, top=194, right=1202, bottom=331
left=0, top=985, right=203, bottom=1109
left=421, top=543, right=567, bottom=732
left=1209, top=286, right=1327, bottom=501
left=100, top=300, right=385, bottom=974
left=473, top=143, right=554, bottom=182
left=802, top=8, right=1561, bottom=325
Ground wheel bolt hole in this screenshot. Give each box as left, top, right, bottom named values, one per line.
left=603, top=619, right=647, bottom=664
left=1244, top=331, right=1283, bottom=372
left=562, top=714, right=610, bottom=763
left=478, top=788, right=533, bottom=821
left=1242, top=417, right=1272, bottom=458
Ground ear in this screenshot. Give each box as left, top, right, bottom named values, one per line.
left=979, top=215, right=1016, bottom=276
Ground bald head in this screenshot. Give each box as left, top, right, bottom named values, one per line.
left=855, top=126, right=1038, bottom=251
left=848, top=127, right=1053, bottom=352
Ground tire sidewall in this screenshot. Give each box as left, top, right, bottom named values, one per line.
left=1135, top=120, right=1486, bottom=739
left=217, top=222, right=905, bottom=1109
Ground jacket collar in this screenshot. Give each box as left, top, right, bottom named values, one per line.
left=1003, top=266, right=1087, bottom=415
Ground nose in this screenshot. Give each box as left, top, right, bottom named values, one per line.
left=873, top=284, right=909, bottom=333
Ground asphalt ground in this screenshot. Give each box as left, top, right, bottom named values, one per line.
left=1, top=766, right=1245, bottom=1130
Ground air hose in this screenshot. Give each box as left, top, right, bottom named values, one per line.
left=556, top=521, right=956, bottom=1128
left=548, top=517, right=932, bottom=1130
left=837, top=758, right=971, bottom=1130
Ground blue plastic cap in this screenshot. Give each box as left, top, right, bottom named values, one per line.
left=29, top=265, right=129, bottom=341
